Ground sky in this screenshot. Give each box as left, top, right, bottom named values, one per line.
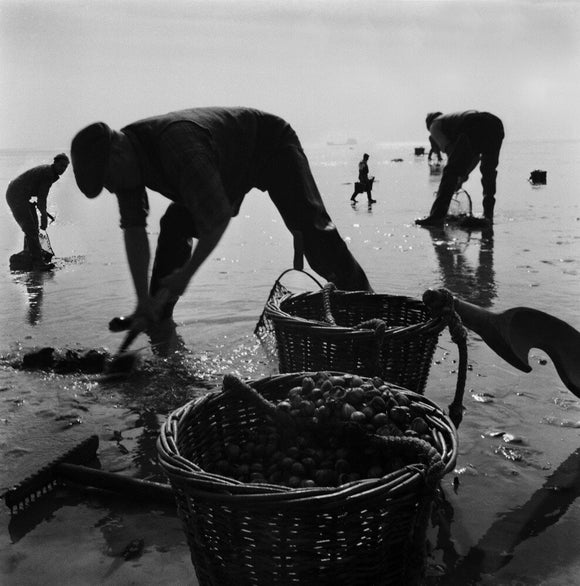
left=1, top=0, right=579, bottom=148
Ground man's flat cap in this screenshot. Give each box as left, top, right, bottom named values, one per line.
left=71, top=122, right=113, bottom=198
left=425, top=112, right=443, bottom=130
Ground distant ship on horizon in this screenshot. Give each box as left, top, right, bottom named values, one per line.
left=326, top=137, right=357, bottom=146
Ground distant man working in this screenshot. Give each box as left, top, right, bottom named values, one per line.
left=350, top=153, right=375, bottom=204
left=71, top=107, right=371, bottom=330
left=6, top=153, right=69, bottom=270
left=416, top=110, right=504, bottom=226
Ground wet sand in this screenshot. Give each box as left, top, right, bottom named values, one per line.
left=1, top=140, right=579, bottom=585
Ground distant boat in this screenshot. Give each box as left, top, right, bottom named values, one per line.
left=327, top=137, right=357, bottom=146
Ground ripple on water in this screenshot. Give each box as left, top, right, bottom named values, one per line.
left=542, top=416, right=580, bottom=428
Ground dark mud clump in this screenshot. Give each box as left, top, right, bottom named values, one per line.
left=17, top=347, right=110, bottom=374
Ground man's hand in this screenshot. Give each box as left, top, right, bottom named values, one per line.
left=129, top=289, right=171, bottom=332
left=130, top=298, right=161, bottom=333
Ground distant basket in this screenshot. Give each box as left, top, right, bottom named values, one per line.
left=529, top=169, right=547, bottom=185
left=157, top=372, right=458, bottom=586
left=257, top=273, right=451, bottom=395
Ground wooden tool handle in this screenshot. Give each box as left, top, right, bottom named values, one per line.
left=57, top=463, right=175, bottom=504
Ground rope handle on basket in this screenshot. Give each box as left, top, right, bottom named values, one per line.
left=222, top=374, right=296, bottom=429
left=356, top=318, right=386, bottom=374
left=422, top=288, right=468, bottom=429
left=321, top=282, right=337, bottom=325
left=371, top=434, right=444, bottom=484
left=322, top=284, right=386, bottom=373
left=321, top=284, right=387, bottom=334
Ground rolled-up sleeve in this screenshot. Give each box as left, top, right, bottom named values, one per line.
left=115, top=187, right=150, bottom=229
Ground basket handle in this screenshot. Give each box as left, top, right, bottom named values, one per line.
left=254, top=269, right=325, bottom=338
left=321, top=282, right=338, bottom=325
left=422, top=289, right=468, bottom=429
left=355, top=318, right=386, bottom=375
left=272, top=268, right=325, bottom=293
left=222, top=374, right=296, bottom=429
left=322, top=286, right=387, bottom=374
left=371, top=434, right=444, bottom=484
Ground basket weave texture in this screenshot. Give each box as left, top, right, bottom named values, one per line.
left=158, top=372, right=458, bottom=586
left=263, top=286, right=447, bottom=394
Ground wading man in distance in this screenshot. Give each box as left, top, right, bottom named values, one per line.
left=6, top=153, right=69, bottom=270
left=71, top=107, right=371, bottom=333
left=416, top=110, right=504, bottom=226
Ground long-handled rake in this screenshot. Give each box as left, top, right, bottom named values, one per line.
left=3, top=435, right=174, bottom=514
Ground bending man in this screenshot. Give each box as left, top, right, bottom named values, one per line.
left=416, top=110, right=504, bottom=226
left=71, top=107, right=371, bottom=328
left=6, top=153, right=69, bottom=270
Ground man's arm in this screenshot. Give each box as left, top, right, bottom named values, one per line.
left=160, top=155, right=233, bottom=298
left=114, top=187, right=154, bottom=319
left=161, top=217, right=230, bottom=297
left=123, top=225, right=151, bottom=303
left=35, top=180, right=52, bottom=229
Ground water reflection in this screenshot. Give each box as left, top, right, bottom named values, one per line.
left=11, top=270, right=53, bottom=326
left=426, top=224, right=496, bottom=308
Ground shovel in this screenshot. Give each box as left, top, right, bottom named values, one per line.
left=423, top=288, right=580, bottom=398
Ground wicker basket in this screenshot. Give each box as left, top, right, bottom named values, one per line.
left=158, top=372, right=458, bottom=586
left=258, top=274, right=450, bottom=395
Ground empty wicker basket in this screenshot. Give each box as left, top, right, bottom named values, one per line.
left=258, top=275, right=450, bottom=395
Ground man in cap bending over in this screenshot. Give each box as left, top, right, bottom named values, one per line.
left=416, top=110, right=505, bottom=226
left=71, top=107, right=371, bottom=332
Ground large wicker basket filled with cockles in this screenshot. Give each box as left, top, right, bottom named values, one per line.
left=158, top=371, right=458, bottom=586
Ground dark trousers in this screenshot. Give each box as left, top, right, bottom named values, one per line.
left=150, top=145, right=371, bottom=315
left=430, top=114, right=504, bottom=219
left=351, top=177, right=375, bottom=202
left=6, top=195, right=43, bottom=259
left=265, top=143, right=371, bottom=291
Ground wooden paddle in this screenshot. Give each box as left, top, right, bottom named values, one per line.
left=423, top=288, right=580, bottom=398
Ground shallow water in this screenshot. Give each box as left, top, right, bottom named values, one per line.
left=0, top=140, right=579, bottom=585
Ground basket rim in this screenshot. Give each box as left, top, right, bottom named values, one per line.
left=157, top=372, right=458, bottom=506
left=264, top=289, right=447, bottom=337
